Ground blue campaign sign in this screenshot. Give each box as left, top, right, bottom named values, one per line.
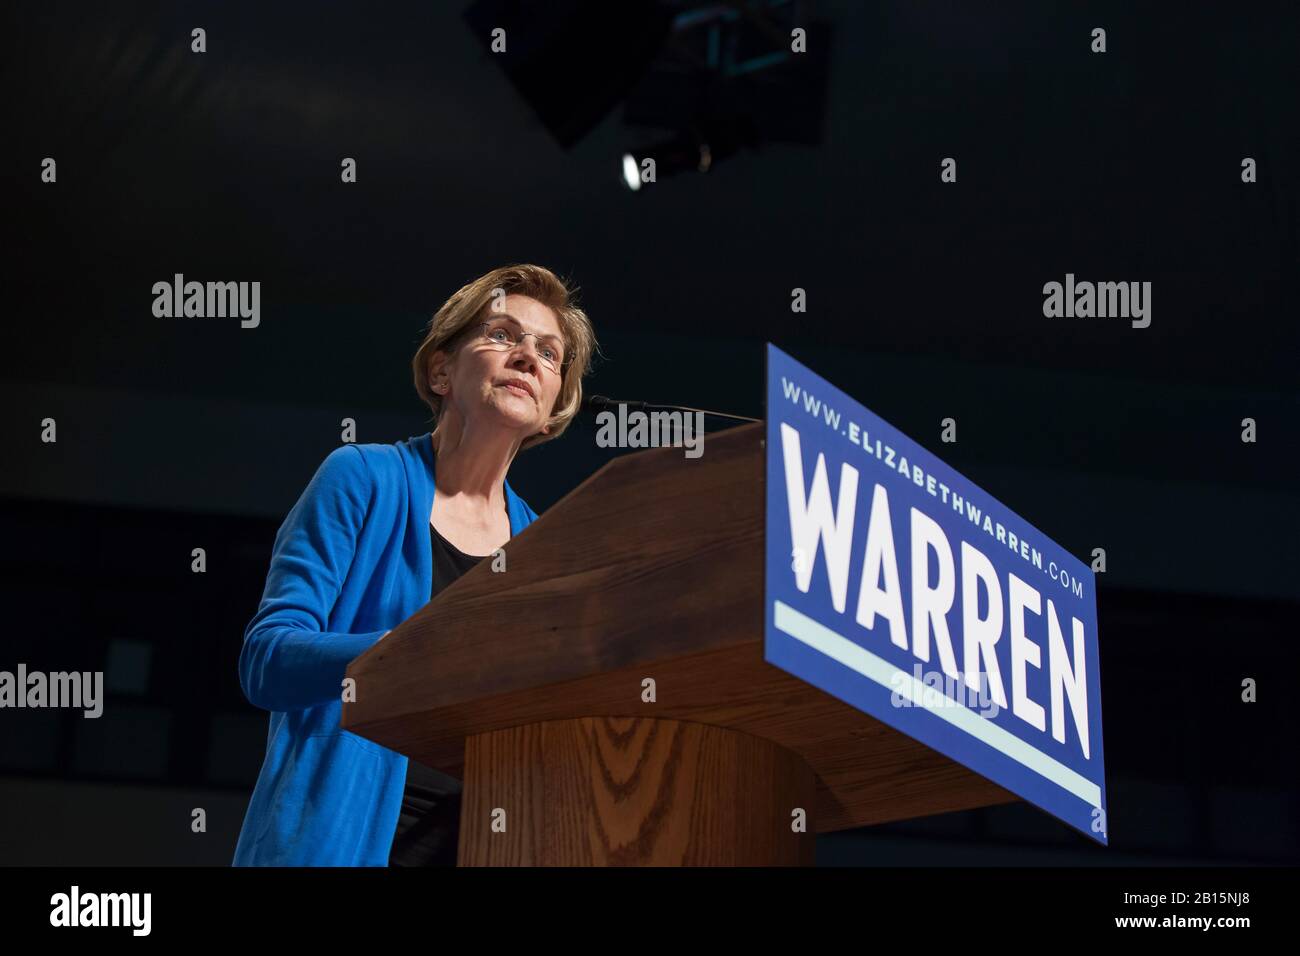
left=764, top=344, right=1108, bottom=844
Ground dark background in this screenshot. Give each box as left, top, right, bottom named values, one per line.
left=1, top=0, right=1297, bottom=865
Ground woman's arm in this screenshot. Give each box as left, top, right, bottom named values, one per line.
left=238, top=444, right=388, bottom=712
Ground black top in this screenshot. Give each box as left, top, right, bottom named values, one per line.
left=386, top=522, right=491, bottom=867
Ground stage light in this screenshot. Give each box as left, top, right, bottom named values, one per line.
left=622, top=153, right=642, bottom=191
left=621, top=112, right=757, bottom=191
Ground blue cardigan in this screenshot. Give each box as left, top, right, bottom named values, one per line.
left=232, top=432, right=539, bottom=866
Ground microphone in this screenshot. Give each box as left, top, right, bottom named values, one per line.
left=581, top=394, right=761, bottom=425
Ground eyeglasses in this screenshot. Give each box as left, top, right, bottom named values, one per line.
left=476, top=321, right=567, bottom=374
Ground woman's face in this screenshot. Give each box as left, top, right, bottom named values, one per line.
left=435, top=294, right=566, bottom=440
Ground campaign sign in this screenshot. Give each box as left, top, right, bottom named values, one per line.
left=764, top=344, right=1107, bottom=844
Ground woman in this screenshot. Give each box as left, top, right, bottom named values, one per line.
left=233, top=264, right=598, bottom=866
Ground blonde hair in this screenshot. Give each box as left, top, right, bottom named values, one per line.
left=412, top=264, right=599, bottom=452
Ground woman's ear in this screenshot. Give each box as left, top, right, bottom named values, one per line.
left=427, top=349, right=453, bottom=394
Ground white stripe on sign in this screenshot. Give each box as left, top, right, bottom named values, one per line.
left=773, top=600, right=1103, bottom=808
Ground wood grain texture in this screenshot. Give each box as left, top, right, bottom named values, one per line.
left=458, top=717, right=817, bottom=866
left=344, top=421, right=1019, bottom=840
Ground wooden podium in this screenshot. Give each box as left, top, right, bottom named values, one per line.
left=342, top=421, right=1016, bottom=865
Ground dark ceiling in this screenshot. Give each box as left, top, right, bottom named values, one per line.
left=4, top=1, right=1296, bottom=404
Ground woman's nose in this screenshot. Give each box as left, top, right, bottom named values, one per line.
left=509, top=337, right=541, bottom=367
